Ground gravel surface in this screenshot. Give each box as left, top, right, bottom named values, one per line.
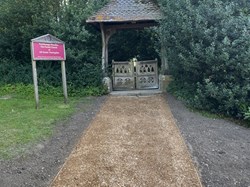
left=166, top=93, right=250, bottom=187
left=0, top=96, right=106, bottom=187
left=51, top=95, right=202, bottom=187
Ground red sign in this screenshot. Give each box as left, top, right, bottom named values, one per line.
left=32, top=42, right=66, bottom=61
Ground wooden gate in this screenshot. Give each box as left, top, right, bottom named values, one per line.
left=112, top=59, right=158, bottom=90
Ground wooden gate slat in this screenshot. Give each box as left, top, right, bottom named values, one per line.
left=112, top=59, right=158, bottom=90
left=136, top=60, right=158, bottom=90
left=112, top=61, right=135, bottom=90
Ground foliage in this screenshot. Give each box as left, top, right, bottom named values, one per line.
left=159, top=0, right=250, bottom=119
left=0, top=84, right=34, bottom=98
left=244, top=107, right=250, bottom=120
left=0, top=0, right=60, bottom=62
left=49, top=0, right=110, bottom=87
left=0, top=58, right=32, bottom=84
left=0, top=0, right=109, bottom=88
left=0, top=83, right=107, bottom=98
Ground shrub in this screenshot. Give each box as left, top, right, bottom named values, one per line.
left=244, top=107, right=250, bottom=120
left=0, top=59, right=32, bottom=84
left=159, top=0, right=250, bottom=119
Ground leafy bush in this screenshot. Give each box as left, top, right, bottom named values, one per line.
left=244, top=107, right=250, bottom=120
left=0, top=0, right=109, bottom=88
left=0, top=83, right=107, bottom=99
left=159, top=0, right=250, bottom=119
left=49, top=0, right=110, bottom=87
left=0, top=59, right=32, bottom=84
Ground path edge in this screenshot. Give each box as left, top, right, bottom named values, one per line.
left=162, top=94, right=203, bottom=187
left=48, top=96, right=109, bottom=187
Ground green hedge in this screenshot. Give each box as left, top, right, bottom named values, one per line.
left=158, top=0, right=250, bottom=119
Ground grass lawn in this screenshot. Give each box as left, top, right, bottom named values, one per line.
left=0, top=85, right=84, bottom=159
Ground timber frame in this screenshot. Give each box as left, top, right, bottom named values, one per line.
left=86, top=0, right=167, bottom=77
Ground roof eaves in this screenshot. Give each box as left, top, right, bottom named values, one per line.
left=86, top=0, right=162, bottom=23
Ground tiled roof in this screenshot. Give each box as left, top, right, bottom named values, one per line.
left=87, top=0, right=162, bottom=23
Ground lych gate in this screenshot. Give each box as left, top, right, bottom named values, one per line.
left=87, top=0, right=167, bottom=91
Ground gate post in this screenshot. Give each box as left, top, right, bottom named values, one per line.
left=100, top=23, right=116, bottom=77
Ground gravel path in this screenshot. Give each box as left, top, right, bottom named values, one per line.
left=51, top=95, right=202, bottom=187
left=166, top=93, right=250, bottom=187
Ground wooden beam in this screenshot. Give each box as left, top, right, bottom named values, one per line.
left=100, top=23, right=106, bottom=76
left=100, top=23, right=116, bottom=77
left=105, top=29, right=116, bottom=73
left=105, top=22, right=158, bottom=30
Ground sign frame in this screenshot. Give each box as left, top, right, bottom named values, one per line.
left=31, top=34, right=68, bottom=109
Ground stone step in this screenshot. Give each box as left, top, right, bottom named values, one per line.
left=110, top=89, right=162, bottom=96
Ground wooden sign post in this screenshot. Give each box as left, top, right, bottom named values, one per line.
left=31, top=34, right=67, bottom=109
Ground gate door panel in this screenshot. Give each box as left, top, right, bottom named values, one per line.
left=112, top=59, right=158, bottom=90
left=136, top=60, right=158, bottom=89
left=112, top=61, right=135, bottom=90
